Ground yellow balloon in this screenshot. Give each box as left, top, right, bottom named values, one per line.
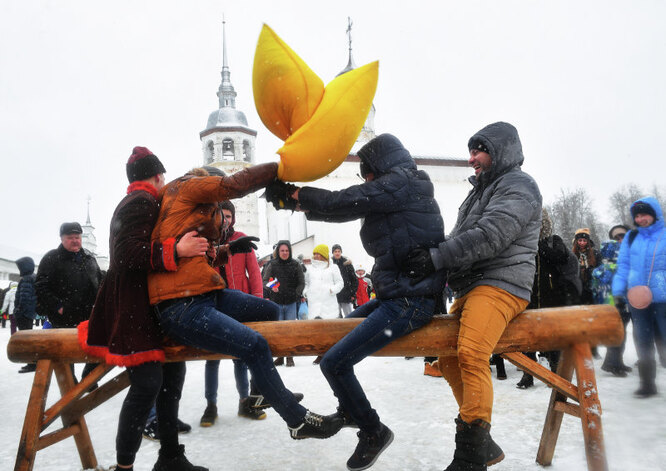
left=253, top=24, right=324, bottom=141
left=277, top=61, right=379, bottom=182
left=253, top=24, right=379, bottom=182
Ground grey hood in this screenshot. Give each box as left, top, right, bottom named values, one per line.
left=468, top=122, right=524, bottom=187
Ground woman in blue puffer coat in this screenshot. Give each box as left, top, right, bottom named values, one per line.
left=612, top=196, right=666, bottom=397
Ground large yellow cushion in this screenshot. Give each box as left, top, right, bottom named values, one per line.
left=253, top=24, right=324, bottom=141
left=253, top=24, right=378, bottom=182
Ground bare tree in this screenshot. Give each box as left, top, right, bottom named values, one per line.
left=608, top=184, right=666, bottom=227
left=547, top=187, right=606, bottom=247
left=609, top=184, right=643, bottom=226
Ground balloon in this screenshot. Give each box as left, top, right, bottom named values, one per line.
left=253, top=24, right=378, bottom=182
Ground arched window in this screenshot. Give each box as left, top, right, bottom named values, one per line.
left=205, top=141, right=215, bottom=164
left=243, top=140, right=252, bottom=162
left=222, top=138, right=234, bottom=160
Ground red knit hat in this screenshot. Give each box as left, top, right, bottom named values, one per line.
left=126, top=146, right=166, bottom=183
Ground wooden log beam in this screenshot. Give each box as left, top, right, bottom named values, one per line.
left=7, top=305, right=623, bottom=364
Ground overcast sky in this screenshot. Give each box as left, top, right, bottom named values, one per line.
left=1, top=0, right=665, bottom=257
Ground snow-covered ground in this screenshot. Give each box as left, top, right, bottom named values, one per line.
left=2, top=324, right=665, bottom=471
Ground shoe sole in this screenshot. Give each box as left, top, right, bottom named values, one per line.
left=346, top=429, right=394, bottom=471
left=239, top=411, right=267, bottom=420
left=487, top=451, right=505, bottom=466
left=200, top=419, right=217, bottom=427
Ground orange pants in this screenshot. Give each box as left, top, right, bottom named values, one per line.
left=438, top=285, right=528, bottom=424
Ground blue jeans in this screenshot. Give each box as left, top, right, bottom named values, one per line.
left=278, top=302, right=298, bottom=321
left=156, top=289, right=306, bottom=427
left=630, top=302, right=666, bottom=362
left=320, top=296, right=435, bottom=433
left=205, top=359, right=250, bottom=402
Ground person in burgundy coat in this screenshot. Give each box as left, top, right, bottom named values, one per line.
left=78, top=147, right=209, bottom=471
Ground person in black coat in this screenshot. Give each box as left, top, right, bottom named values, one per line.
left=15, top=256, right=38, bottom=373
left=331, top=244, right=358, bottom=317
left=266, top=133, right=446, bottom=471
left=36, top=222, right=104, bottom=329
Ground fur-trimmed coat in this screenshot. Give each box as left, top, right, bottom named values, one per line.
left=78, top=182, right=178, bottom=366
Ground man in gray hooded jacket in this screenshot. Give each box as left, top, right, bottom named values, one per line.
left=403, top=122, right=542, bottom=471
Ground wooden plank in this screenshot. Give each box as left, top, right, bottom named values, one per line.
left=553, top=400, right=581, bottom=418
left=14, top=360, right=52, bottom=471
left=35, top=424, right=81, bottom=451
left=572, top=343, right=608, bottom=471
left=537, top=348, right=575, bottom=466
left=41, top=364, right=113, bottom=431
left=7, top=305, right=624, bottom=363
left=64, top=370, right=130, bottom=420
left=53, top=362, right=98, bottom=471
left=501, top=352, right=579, bottom=402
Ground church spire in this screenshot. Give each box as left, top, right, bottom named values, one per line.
left=217, top=17, right=237, bottom=109
left=337, top=17, right=357, bottom=76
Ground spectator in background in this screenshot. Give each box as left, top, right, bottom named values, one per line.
left=331, top=244, right=358, bottom=317
left=200, top=198, right=268, bottom=426
left=514, top=208, right=581, bottom=389
left=15, top=257, right=38, bottom=373
left=353, top=265, right=373, bottom=308
left=36, top=222, right=104, bottom=381
left=594, top=237, right=633, bottom=377
left=262, top=240, right=305, bottom=367
left=304, top=244, right=344, bottom=365
left=1, top=281, right=17, bottom=331
left=573, top=227, right=603, bottom=359
left=613, top=197, right=666, bottom=398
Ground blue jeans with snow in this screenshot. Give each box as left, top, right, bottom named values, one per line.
left=156, top=289, right=306, bottom=427
left=278, top=301, right=298, bottom=321
left=320, top=296, right=435, bottom=433
left=205, top=359, right=250, bottom=403
left=630, top=302, right=666, bottom=363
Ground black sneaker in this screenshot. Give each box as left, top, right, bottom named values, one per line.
left=200, top=403, right=218, bottom=427
left=346, top=423, right=394, bottom=471
left=238, top=398, right=267, bottom=420
left=326, top=407, right=358, bottom=429
left=142, top=419, right=159, bottom=441
left=177, top=418, right=192, bottom=434
left=152, top=444, right=208, bottom=471
left=248, top=392, right=304, bottom=410
left=487, top=435, right=505, bottom=466
left=289, top=410, right=344, bottom=440
left=18, top=364, right=36, bottom=374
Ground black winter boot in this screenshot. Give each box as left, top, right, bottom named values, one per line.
left=346, top=423, right=394, bottom=471
left=635, top=359, right=658, bottom=398
left=516, top=373, right=534, bottom=389
left=444, top=417, right=490, bottom=471
left=490, top=355, right=506, bottom=380
left=326, top=406, right=359, bottom=429
left=152, top=444, right=208, bottom=471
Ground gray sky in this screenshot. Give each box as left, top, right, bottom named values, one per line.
left=1, top=0, right=665, bottom=257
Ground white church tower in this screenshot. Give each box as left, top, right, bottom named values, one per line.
left=199, top=18, right=260, bottom=238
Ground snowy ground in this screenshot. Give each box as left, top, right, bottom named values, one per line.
left=2, top=324, right=666, bottom=471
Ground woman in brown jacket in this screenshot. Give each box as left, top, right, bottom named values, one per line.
left=147, top=164, right=343, bottom=444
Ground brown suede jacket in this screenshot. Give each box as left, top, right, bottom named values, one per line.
left=148, top=163, right=277, bottom=305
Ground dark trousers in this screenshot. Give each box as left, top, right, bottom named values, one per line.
left=116, top=361, right=186, bottom=466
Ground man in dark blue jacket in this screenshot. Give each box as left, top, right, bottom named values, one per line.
left=15, top=256, right=38, bottom=373
left=266, top=134, right=446, bottom=471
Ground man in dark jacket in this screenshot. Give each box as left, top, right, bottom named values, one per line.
left=403, top=122, right=542, bottom=471
left=15, top=256, right=38, bottom=373
left=331, top=244, right=358, bottom=317
left=262, top=239, right=305, bottom=367
left=267, top=133, right=446, bottom=471
left=36, top=222, right=104, bottom=329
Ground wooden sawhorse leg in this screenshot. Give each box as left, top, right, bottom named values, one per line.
left=503, top=343, right=608, bottom=470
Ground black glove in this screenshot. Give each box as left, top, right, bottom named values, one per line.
left=264, top=180, right=299, bottom=211
left=402, top=248, right=436, bottom=283
left=228, top=236, right=259, bottom=255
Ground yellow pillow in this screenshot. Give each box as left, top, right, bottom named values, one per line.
left=253, top=24, right=378, bottom=182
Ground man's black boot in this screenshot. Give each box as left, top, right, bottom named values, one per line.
left=346, top=423, right=394, bottom=471
left=288, top=410, right=343, bottom=439
left=326, top=406, right=358, bottom=429
left=152, top=444, right=208, bottom=471
left=444, top=417, right=490, bottom=471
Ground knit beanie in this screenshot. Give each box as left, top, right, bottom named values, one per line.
left=574, top=228, right=591, bottom=241
left=313, top=244, right=329, bottom=260
left=126, top=146, right=167, bottom=183
left=468, top=138, right=490, bottom=155
left=630, top=201, right=657, bottom=220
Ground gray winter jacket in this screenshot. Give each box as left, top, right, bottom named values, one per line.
left=429, top=122, right=542, bottom=301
